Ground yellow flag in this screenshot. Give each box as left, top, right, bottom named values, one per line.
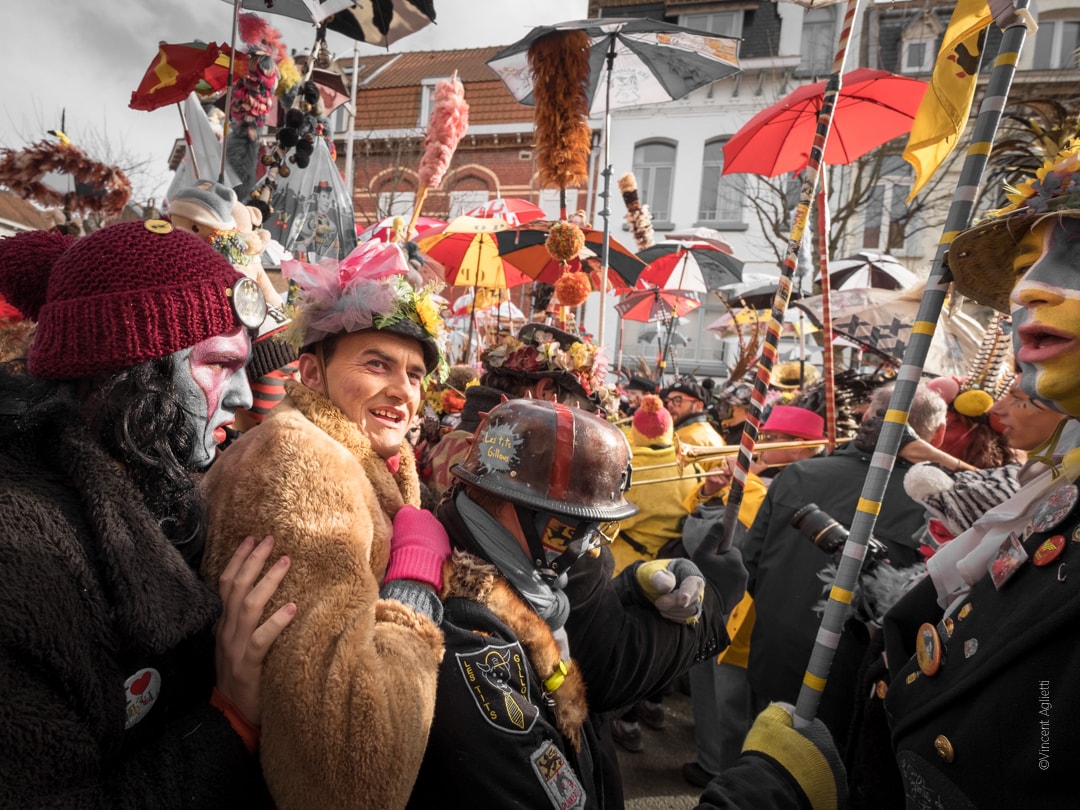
left=903, top=0, right=993, bottom=200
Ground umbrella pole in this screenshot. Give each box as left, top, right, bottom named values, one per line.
left=176, top=103, right=202, bottom=179
left=615, top=317, right=626, bottom=381
left=790, top=4, right=1033, bottom=728
left=219, top=0, right=242, bottom=184
left=658, top=251, right=692, bottom=382
left=816, top=177, right=838, bottom=450
left=596, top=38, right=617, bottom=356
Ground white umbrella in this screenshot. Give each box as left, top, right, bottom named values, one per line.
left=826, top=251, right=920, bottom=291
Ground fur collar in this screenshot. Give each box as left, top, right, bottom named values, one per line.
left=442, top=549, right=590, bottom=751
left=284, top=380, right=421, bottom=512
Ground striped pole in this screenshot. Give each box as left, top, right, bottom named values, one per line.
left=816, top=176, right=838, bottom=450
left=718, top=0, right=862, bottom=549
left=793, top=2, right=1032, bottom=726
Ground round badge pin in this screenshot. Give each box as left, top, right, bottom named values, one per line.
left=1033, top=535, right=1066, bottom=567
left=916, top=622, right=942, bottom=677
left=144, top=219, right=173, bottom=234
left=1031, top=483, right=1079, bottom=533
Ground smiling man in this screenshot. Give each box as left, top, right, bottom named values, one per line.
left=199, top=240, right=453, bottom=810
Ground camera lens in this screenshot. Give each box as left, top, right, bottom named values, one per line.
left=790, top=503, right=849, bottom=554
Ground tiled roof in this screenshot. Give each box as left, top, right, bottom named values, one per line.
left=353, top=47, right=532, bottom=130
left=359, top=47, right=506, bottom=89
left=0, top=191, right=51, bottom=230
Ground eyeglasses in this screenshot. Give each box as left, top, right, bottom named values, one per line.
left=665, top=396, right=686, bottom=407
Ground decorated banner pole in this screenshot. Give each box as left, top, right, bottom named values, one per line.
left=793, top=1, right=1033, bottom=727
left=596, top=37, right=618, bottom=352
left=407, top=72, right=469, bottom=238
left=717, top=0, right=863, bottom=553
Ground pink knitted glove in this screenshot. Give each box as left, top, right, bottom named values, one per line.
left=384, top=505, right=451, bottom=591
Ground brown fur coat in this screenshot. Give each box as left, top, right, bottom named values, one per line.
left=201, top=381, right=444, bottom=810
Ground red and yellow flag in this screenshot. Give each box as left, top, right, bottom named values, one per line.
left=130, top=42, right=241, bottom=112
left=902, top=0, right=992, bottom=199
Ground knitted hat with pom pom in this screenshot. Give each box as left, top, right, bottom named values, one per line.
left=630, top=394, right=674, bottom=447
left=0, top=220, right=245, bottom=380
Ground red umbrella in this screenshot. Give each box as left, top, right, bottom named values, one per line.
left=616, top=288, right=701, bottom=323
left=722, top=68, right=928, bottom=177
left=636, top=241, right=744, bottom=292
left=415, top=216, right=532, bottom=289
left=464, top=197, right=546, bottom=227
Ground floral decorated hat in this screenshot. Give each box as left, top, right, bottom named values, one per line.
left=481, top=322, right=610, bottom=407
left=950, top=142, right=1080, bottom=313
left=282, top=239, right=449, bottom=383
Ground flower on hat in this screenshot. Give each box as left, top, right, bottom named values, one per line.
left=283, top=239, right=449, bottom=382
left=482, top=327, right=608, bottom=396
left=991, top=140, right=1080, bottom=217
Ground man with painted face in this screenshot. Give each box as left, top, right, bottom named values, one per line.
left=408, top=398, right=749, bottom=809
left=0, top=221, right=292, bottom=806
left=691, top=147, right=1080, bottom=810
left=871, top=146, right=1080, bottom=809
left=199, top=239, right=453, bottom=810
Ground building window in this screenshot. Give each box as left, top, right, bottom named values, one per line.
left=448, top=190, right=490, bottom=218
left=901, top=38, right=935, bottom=73
left=899, top=11, right=941, bottom=75
left=418, top=77, right=450, bottom=126
left=1032, top=18, right=1080, bottom=69
left=698, top=140, right=744, bottom=225
left=799, top=7, right=836, bottom=77
left=377, top=191, right=415, bottom=219
left=679, top=11, right=743, bottom=38
left=861, top=159, right=919, bottom=255
left=633, top=141, right=676, bottom=224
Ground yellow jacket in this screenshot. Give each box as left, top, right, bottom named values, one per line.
left=682, top=472, right=767, bottom=670
left=609, top=443, right=702, bottom=575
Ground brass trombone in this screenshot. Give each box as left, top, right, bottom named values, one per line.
left=630, top=436, right=846, bottom=485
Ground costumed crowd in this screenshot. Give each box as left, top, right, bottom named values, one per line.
left=4, top=8, right=1080, bottom=810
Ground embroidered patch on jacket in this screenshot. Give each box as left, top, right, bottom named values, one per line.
left=124, top=667, right=161, bottom=729
left=530, top=740, right=587, bottom=810
left=456, top=641, right=538, bottom=733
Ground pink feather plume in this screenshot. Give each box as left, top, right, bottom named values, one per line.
left=418, top=74, right=469, bottom=189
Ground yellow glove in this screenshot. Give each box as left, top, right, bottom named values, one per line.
left=741, top=703, right=846, bottom=810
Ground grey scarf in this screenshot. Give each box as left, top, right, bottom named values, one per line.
left=455, top=490, right=571, bottom=657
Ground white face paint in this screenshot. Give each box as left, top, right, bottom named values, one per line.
left=170, top=326, right=253, bottom=469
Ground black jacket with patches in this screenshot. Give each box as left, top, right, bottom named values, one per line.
left=0, top=373, right=266, bottom=808
left=408, top=498, right=728, bottom=809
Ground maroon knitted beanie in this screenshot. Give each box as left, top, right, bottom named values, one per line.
left=0, top=220, right=243, bottom=379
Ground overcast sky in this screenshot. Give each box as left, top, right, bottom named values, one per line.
left=0, top=0, right=587, bottom=204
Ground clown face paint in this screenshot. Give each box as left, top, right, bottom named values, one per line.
left=1011, top=217, right=1080, bottom=417
left=171, top=326, right=253, bottom=469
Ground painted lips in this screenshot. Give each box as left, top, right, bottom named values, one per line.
left=1016, top=323, right=1076, bottom=363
